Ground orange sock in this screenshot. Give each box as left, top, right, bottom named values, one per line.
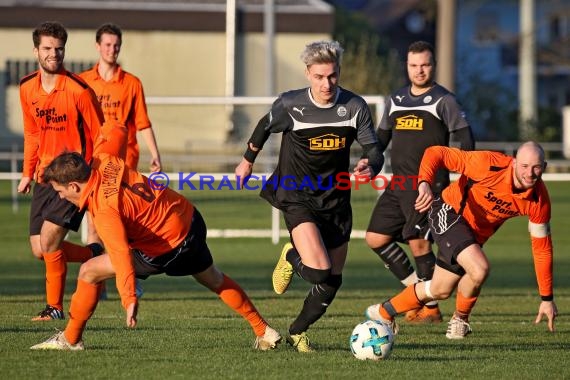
left=61, top=241, right=93, bottom=263
left=64, top=279, right=101, bottom=345
left=43, top=249, right=67, bottom=311
left=380, top=284, right=422, bottom=319
left=215, top=274, right=267, bottom=336
left=455, top=290, right=478, bottom=320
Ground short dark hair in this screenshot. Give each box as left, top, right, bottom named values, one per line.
left=43, top=152, right=91, bottom=184
left=96, top=23, right=122, bottom=43
left=408, top=40, right=436, bottom=64
left=32, top=21, right=68, bottom=48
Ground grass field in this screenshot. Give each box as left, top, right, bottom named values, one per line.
left=0, top=181, right=569, bottom=379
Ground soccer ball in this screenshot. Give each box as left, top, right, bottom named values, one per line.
left=349, top=320, right=394, bottom=360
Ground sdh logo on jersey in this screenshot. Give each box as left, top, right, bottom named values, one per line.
left=309, top=133, right=346, bottom=151
left=395, top=115, right=424, bottom=130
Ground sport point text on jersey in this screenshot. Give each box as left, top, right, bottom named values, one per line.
left=148, top=172, right=420, bottom=191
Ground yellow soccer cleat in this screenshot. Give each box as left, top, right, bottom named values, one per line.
left=286, top=332, right=315, bottom=353
left=272, top=243, right=294, bottom=295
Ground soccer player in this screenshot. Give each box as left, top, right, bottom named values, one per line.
left=80, top=23, right=162, bottom=297
left=234, top=40, right=383, bottom=352
left=365, top=41, right=474, bottom=323
left=80, top=23, right=161, bottom=172
left=17, top=21, right=107, bottom=321
left=366, top=142, right=558, bottom=338
left=31, top=152, right=282, bottom=351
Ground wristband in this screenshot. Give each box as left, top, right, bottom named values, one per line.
left=243, top=146, right=259, bottom=163
left=541, top=295, right=554, bottom=301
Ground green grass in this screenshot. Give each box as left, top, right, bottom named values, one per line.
left=0, top=181, right=569, bottom=379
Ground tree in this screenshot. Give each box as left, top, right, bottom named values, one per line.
left=333, top=7, right=405, bottom=95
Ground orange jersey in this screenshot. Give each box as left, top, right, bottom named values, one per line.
left=78, top=154, right=193, bottom=308
left=80, top=64, right=152, bottom=168
left=419, top=146, right=553, bottom=297
left=20, top=69, right=104, bottom=182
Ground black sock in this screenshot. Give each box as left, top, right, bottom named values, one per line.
left=415, top=251, right=436, bottom=281
left=289, top=275, right=342, bottom=335
left=286, top=248, right=330, bottom=284
left=372, top=242, right=414, bottom=281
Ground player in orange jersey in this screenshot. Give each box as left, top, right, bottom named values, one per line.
left=80, top=23, right=161, bottom=297
left=80, top=23, right=161, bottom=172
left=365, top=142, right=558, bottom=339
left=17, top=21, right=110, bottom=321
left=30, top=152, right=281, bottom=351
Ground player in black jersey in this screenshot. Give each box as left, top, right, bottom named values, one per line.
left=235, top=40, right=383, bottom=352
left=365, top=41, right=475, bottom=323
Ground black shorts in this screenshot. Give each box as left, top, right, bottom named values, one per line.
left=132, top=209, right=214, bottom=278
left=366, top=187, right=430, bottom=242
left=428, top=197, right=478, bottom=276
left=282, top=203, right=352, bottom=249
left=29, top=182, right=85, bottom=235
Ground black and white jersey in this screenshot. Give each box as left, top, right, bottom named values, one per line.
left=379, top=83, right=470, bottom=190
left=260, top=87, right=377, bottom=212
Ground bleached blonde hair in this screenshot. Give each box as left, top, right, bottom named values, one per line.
left=300, top=40, right=343, bottom=67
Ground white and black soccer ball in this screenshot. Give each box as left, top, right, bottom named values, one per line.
left=349, top=320, right=394, bottom=360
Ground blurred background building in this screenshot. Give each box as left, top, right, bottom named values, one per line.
left=0, top=0, right=334, bottom=161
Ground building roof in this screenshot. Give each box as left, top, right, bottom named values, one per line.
left=0, top=0, right=334, bottom=33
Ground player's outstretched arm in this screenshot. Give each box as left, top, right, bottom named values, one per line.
left=535, top=300, right=557, bottom=332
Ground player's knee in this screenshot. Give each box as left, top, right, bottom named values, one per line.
left=31, top=248, right=43, bottom=260
left=409, top=239, right=431, bottom=255
left=77, top=260, right=99, bottom=282
left=469, top=264, right=490, bottom=288
left=365, top=231, right=389, bottom=249
left=431, top=288, right=453, bottom=300
left=425, top=280, right=453, bottom=300
left=40, top=241, right=61, bottom=254
left=302, top=266, right=331, bottom=284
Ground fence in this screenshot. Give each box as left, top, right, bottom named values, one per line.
left=2, top=95, right=570, bottom=243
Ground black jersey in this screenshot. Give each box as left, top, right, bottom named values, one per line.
left=379, top=83, right=469, bottom=191
left=259, top=87, right=377, bottom=212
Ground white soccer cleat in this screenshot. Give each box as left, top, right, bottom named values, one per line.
left=365, top=304, right=399, bottom=335
left=445, top=316, right=472, bottom=339
left=254, top=325, right=282, bottom=351
left=30, top=330, right=84, bottom=351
